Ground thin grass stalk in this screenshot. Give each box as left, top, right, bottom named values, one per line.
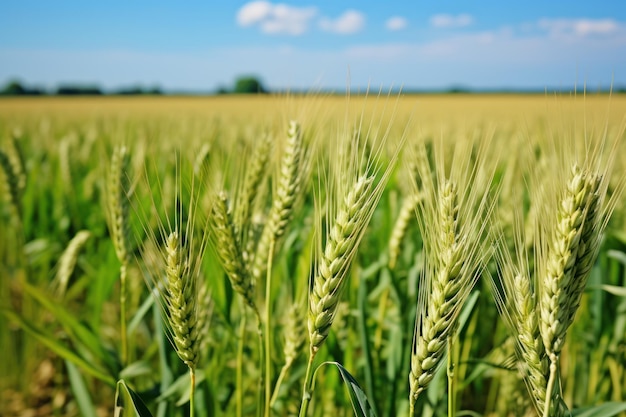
left=257, top=325, right=265, bottom=417
left=237, top=308, right=247, bottom=417
left=264, top=238, right=275, bottom=417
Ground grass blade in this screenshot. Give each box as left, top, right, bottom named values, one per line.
left=66, top=359, right=97, bottom=417
left=115, top=379, right=154, bottom=417
left=571, top=402, right=626, bottom=417
left=318, top=361, right=379, bottom=417
left=1, top=308, right=116, bottom=386
left=22, top=282, right=119, bottom=373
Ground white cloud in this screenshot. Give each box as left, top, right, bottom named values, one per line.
left=319, top=10, right=365, bottom=34
left=236, top=1, right=318, bottom=35
left=386, top=16, right=407, bottom=31
left=538, top=18, right=621, bottom=37
left=236, top=1, right=273, bottom=26
left=430, top=13, right=474, bottom=29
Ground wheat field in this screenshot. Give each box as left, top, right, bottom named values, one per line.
left=1, top=94, right=625, bottom=417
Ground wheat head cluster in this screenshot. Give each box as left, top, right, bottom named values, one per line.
left=0, top=95, right=625, bottom=417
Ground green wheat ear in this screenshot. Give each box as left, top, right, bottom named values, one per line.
left=55, top=230, right=92, bottom=297
left=251, top=121, right=308, bottom=285
left=0, top=149, right=22, bottom=218
left=539, top=165, right=602, bottom=359
left=210, top=190, right=259, bottom=317
left=107, top=145, right=132, bottom=265
left=164, top=231, right=200, bottom=368
left=308, top=174, right=375, bottom=352
left=409, top=137, right=496, bottom=410
left=388, top=193, right=419, bottom=270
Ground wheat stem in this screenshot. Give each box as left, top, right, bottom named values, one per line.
left=189, top=367, right=196, bottom=417
left=543, top=358, right=558, bottom=417
left=120, top=263, right=128, bottom=364
left=264, top=238, right=275, bottom=417
left=236, top=308, right=247, bottom=417
left=447, top=333, right=457, bottom=417
left=298, top=348, right=316, bottom=417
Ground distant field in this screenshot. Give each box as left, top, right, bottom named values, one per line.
left=1, top=93, right=625, bottom=120
left=0, top=94, right=625, bottom=417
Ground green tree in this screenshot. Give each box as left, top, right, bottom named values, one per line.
left=2, top=80, right=25, bottom=95
left=233, top=76, right=267, bottom=94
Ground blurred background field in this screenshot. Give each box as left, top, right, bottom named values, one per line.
left=0, top=93, right=625, bottom=416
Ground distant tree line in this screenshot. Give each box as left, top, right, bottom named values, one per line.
left=3, top=77, right=624, bottom=96
left=0, top=79, right=163, bottom=96
left=1, top=76, right=269, bottom=96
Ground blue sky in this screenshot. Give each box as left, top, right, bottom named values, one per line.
left=1, top=0, right=625, bottom=91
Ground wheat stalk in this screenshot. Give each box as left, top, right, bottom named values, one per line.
left=409, top=180, right=476, bottom=403
left=538, top=164, right=606, bottom=416
left=251, top=121, right=307, bottom=284
left=491, top=227, right=567, bottom=416
left=308, top=174, right=375, bottom=351
left=409, top=137, right=496, bottom=415
left=300, top=107, right=402, bottom=416
left=539, top=165, right=602, bottom=357
left=210, top=190, right=259, bottom=317
left=106, top=145, right=132, bottom=364
left=135, top=155, right=211, bottom=417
